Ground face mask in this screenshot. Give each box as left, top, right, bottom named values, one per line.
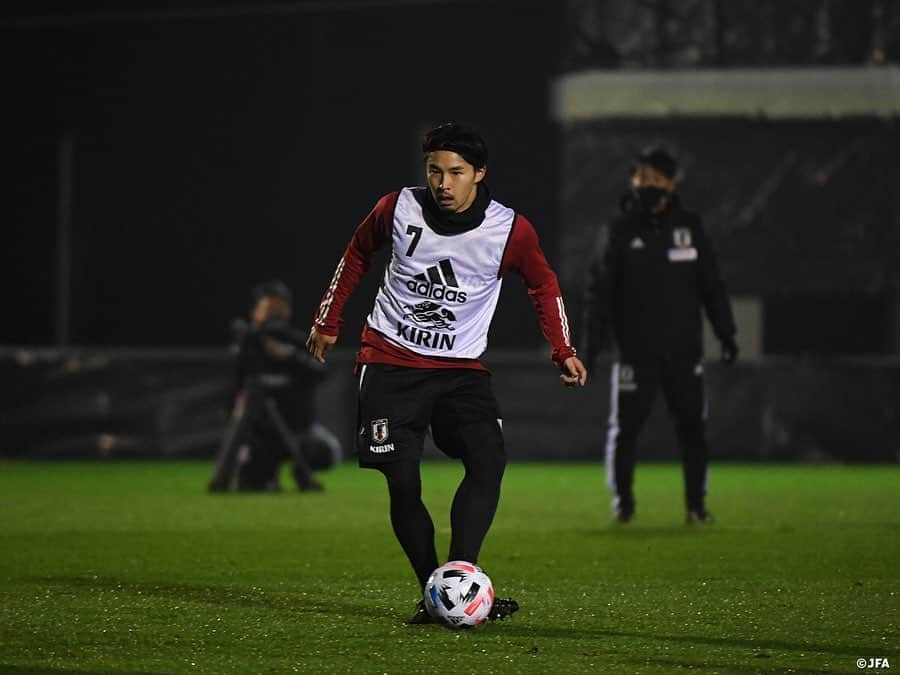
left=635, top=186, right=668, bottom=212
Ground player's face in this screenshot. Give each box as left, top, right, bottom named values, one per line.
left=631, top=165, right=675, bottom=193
left=425, top=151, right=486, bottom=213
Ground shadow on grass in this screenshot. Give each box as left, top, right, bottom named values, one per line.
left=496, top=624, right=869, bottom=659
left=35, top=575, right=387, bottom=620
left=618, top=655, right=839, bottom=675
left=0, top=665, right=160, bottom=675
left=573, top=526, right=734, bottom=537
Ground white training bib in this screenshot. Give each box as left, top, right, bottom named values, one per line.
left=367, top=187, right=515, bottom=359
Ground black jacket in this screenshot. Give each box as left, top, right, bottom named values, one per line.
left=582, top=193, right=735, bottom=363
left=229, top=318, right=326, bottom=431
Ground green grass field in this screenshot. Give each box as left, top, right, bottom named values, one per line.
left=0, top=461, right=897, bottom=674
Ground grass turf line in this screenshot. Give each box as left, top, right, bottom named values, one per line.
left=0, top=461, right=896, bottom=674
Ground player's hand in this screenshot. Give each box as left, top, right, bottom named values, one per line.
left=560, top=356, right=587, bottom=387
left=720, top=336, right=739, bottom=365
left=306, top=326, right=337, bottom=364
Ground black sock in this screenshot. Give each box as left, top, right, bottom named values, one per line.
left=377, top=460, right=439, bottom=590
left=447, top=425, right=506, bottom=564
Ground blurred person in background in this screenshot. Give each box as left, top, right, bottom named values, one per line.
left=581, top=147, right=737, bottom=525
left=208, top=281, right=341, bottom=493
left=306, top=122, right=587, bottom=624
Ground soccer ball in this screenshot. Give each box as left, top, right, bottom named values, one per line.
left=423, top=561, right=494, bottom=628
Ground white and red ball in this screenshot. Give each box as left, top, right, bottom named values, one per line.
left=423, top=561, right=494, bottom=628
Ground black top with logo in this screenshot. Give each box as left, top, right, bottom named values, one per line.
left=582, top=193, right=736, bottom=362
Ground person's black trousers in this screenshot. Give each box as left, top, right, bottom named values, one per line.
left=208, top=389, right=317, bottom=491
left=604, top=354, right=709, bottom=515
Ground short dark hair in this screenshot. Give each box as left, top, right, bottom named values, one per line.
left=636, top=146, right=678, bottom=179
left=252, top=279, right=292, bottom=306
left=422, top=122, right=488, bottom=169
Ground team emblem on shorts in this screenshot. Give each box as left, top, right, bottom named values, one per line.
left=673, top=228, right=692, bottom=248
left=371, top=418, right=390, bottom=444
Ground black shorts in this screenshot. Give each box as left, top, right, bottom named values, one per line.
left=355, top=364, right=503, bottom=466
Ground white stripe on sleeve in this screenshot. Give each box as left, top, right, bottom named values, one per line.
left=315, top=257, right=346, bottom=326
left=556, top=296, right=572, bottom=346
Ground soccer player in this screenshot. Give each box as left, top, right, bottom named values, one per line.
left=581, top=147, right=738, bottom=525
left=306, top=123, right=587, bottom=623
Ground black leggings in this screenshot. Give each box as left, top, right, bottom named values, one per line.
left=377, top=425, right=506, bottom=589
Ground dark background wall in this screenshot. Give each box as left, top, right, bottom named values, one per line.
left=3, top=1, right=899, bottom=461
left=2, top=0, right=561, bottom=347
left=4, top=347, right=899, bottom=462
left=558, top=117, right=900, bottom=355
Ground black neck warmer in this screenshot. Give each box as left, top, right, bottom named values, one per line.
left=620, top=191, right=680, bottom=228
left=415, top=183, right=492, bottom=235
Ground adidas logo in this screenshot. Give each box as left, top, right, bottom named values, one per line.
left=629, top=237, right=645, bottom=249
left=405, top=258, right=468, bottom=303
left=415, top=259, right=458, bottom=287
